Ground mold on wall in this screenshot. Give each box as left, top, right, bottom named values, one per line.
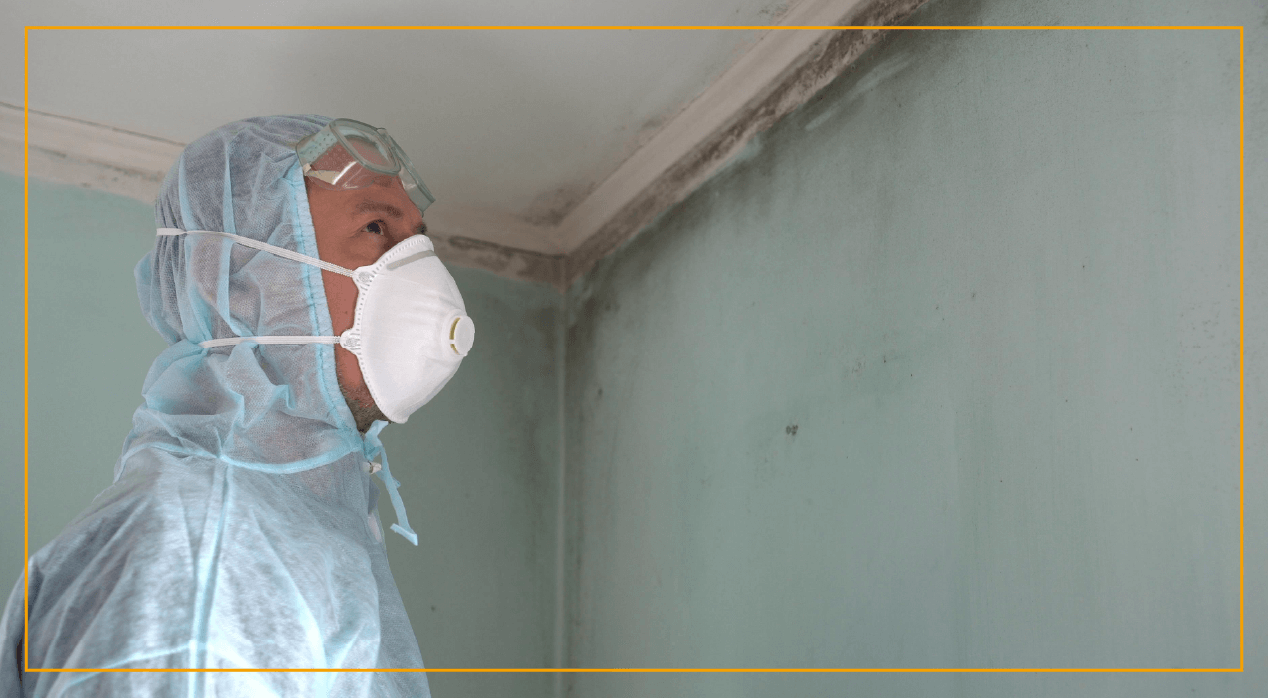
left=562, top=0, right=1261, bottom=695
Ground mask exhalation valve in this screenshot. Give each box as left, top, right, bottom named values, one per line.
left=447, top=315, right=475, bottom=356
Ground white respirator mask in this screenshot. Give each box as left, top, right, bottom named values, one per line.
left=156, top=228, right=474, bottom=424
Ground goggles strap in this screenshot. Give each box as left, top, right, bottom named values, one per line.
left=364, top=421, right=419, bottom=545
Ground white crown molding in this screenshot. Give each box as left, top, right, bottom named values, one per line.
left=0, top=102, right=186, bottom=176
left=1, top=0, right=925, bottom=291
left=557, top=0, right=928, bottom=284
left=424, top=202, right=563, bottom=257
left=0, top=102, right=566, bottom=284
left=549, top=0, right=871, bottom=253
left=0, top=102, right=183, bottom=204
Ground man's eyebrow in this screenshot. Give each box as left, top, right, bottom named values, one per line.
left=355, top=201, right=405, bottom=218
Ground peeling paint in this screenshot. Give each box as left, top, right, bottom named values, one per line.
left=804, top=51, right=916, bottom=131
left=433, top=234, right=566, bottom=289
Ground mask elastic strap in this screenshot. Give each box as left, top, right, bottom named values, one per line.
left=364, top=422, right=419, bottom=545
left=157, top=228, right=355, bottom=278
left=199, top=335, right=343, bottom=349
left=158, top=228, right=418, bottom=544
left=157, top=228, right=352, bottom=349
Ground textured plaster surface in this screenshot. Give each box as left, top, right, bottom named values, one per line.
left=563, top=0, right=1261, bottom=693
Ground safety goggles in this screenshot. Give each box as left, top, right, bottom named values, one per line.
left=296, top=118, right=436, bottom=214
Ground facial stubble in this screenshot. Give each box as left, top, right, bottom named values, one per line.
left=336, top=357, right=389, bottom=432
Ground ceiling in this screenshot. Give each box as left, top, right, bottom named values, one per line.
left=2, top=0, right=921, bottom=287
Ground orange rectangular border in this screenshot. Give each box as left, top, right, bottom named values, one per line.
left=19, top=24, right=1247, bottom=675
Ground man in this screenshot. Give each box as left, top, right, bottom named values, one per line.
left=0, top=115, right=472, bottom=696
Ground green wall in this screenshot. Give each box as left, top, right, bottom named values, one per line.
left=380, top=266, right=561, bottom=698
left=380, top=267, right=561, bottom=698
left=3, top=0, right=1264, bottom=695
left=0, top=175, right=167, bottom=593
left=563, top=0, right=1262, bottom=695
left=0, top=173, right=563, bottom=698
left=0, top=174, right=31, bottom=601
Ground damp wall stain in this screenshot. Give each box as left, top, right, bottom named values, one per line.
left=563, top=0, right=1260, bottom=695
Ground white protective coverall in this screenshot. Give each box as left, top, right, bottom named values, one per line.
left=0, top=115, right=433, bottom=697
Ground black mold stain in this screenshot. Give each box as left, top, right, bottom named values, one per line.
left=786, top=424, right=799, bottom=436
left=434, top=234, right=566, bottom=289
left=562, top=0, right=932, bottom=284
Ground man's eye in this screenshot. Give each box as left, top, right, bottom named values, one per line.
left=360, top=220, right=386, bottom=236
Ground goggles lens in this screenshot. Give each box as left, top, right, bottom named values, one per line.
left=298, top=119, right=436, bottom=213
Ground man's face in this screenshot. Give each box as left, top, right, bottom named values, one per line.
left=305, top=176, right=426, bottom=431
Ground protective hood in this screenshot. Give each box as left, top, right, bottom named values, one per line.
left=120, top=114, right=370, bottom=478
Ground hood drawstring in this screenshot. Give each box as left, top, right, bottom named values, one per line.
left=363, top=421, right=418, bottom=546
